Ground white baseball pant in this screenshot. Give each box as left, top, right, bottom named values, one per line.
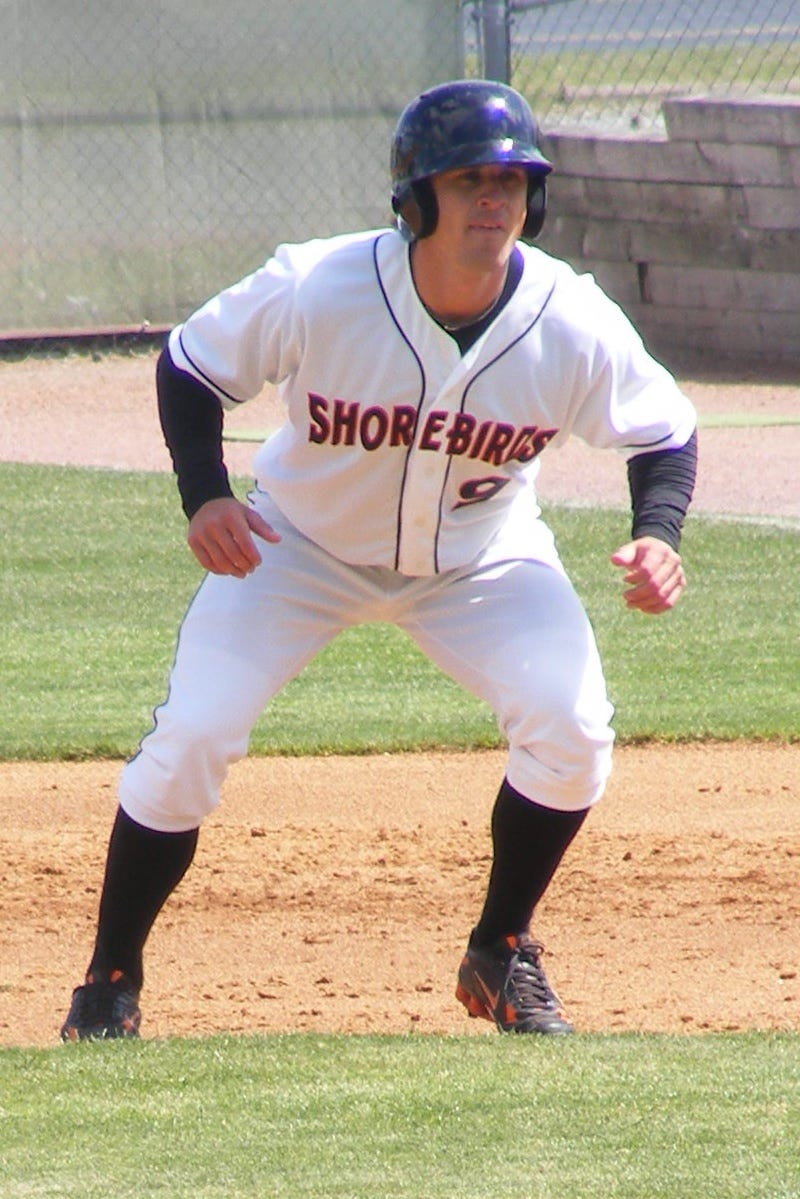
left=119, top=493, right=615, bottom=831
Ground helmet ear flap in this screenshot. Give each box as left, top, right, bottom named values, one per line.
left=523, top=177, right=547, bottom=241
left=392, top=179, right=438, bottom=240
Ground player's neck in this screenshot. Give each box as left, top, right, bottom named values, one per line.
left=410, top=243, right=509, bottom=330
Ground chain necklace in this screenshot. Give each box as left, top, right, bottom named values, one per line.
left=413, top=246, right=509, bottom=333
left=436, top=291, right=504, bottom=332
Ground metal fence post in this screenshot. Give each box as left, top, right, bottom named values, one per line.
left=479, top=0, right=510, bottom=82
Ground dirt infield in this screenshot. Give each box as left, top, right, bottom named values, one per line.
left=0, top=350, right=798, bottom=1046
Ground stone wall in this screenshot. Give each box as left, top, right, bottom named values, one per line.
left=539, top=96, right=800, bottom=366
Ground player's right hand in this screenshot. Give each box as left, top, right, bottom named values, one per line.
left=187, top=497, right=281, bottom=577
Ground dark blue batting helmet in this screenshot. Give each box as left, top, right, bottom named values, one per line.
left=390, top=79, right=552, bottom=241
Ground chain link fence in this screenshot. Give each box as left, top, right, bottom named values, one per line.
left=499, top=0, right=800, bottom=132
left=0, top=0, right=462, bottom=348
left=2, top=0, right=798, bottom=350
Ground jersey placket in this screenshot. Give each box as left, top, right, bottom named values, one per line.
left=395, top=365, right=474, bottom=577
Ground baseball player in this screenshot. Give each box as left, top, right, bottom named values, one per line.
left=61, top=79, right=697, bottom=1040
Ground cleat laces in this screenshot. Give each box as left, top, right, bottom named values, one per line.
left=506, top=937, right=561, bottom=1012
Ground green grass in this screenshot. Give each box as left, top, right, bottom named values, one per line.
left=1, top=1032, right=798, bottom=1199
left=515, top=41, right=800, bottom=128
left=0, top=462, right=797, bottom=759
left=697, top=413, right=800, bottom=428
left=522, top=41, right=800, bottom=96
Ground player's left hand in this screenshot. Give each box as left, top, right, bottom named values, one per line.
left=610, top=536, right=686, bottom=614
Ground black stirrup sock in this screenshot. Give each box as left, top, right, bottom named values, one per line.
left=471, top=777, right=588, bottom=948
left=88, top=806, right=198, bottom=991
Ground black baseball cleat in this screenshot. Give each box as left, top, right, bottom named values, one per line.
left=456, top=932, right=574, bottom=1035
left=60, top=969, right=141, bottom=1041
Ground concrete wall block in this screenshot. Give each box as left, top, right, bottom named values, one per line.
left=644, top=265, right=800, bottom=313
left=746, top=311, right=800, bottom=354
left=541, top=130, right=627, bottom=182
left=541, top=215, right=632, bottom=263
left=694, top=142, right=790, bottom=187
left=542, top=216, right=800, bottom=274
left=631, top=309, right=734, bottom=358
left=628, top=223, right=754, bottom=270
left=749, top=229, right=800, bottom=273
left=546, top=175, right=589, bottom=214
left=625, top=221, right=757, bottom=270
left=545, top=131, right=787, bottom=186
left=743, top=186, right=800, bottom=230
left=582, top=261, right=642, bottom=308
left=632, top=224, right=800, bottom=273
left=564, top=178, right=748, bottom=224
left=628, top=304, right=800, bottom=359
left=663, top=95, right=800, bottom=146
left=542, top=130, right=668, bottom=181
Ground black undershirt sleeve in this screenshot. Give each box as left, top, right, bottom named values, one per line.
left=156, top=345, right=235, bottom=520
left=626, top=427, right=698, bottom=551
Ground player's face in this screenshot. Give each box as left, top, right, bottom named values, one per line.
left=429, top=164, right=528, bottom=271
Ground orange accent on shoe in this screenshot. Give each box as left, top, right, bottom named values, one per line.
left=455, top=980, right=491, bottom=1022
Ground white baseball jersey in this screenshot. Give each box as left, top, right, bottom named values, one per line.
left=169, top=229, right=696, bottom=578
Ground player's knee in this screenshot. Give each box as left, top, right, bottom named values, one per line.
left=508, top=738, right=613, bottom=810
left=506, top=697, right=615, bottom=811
left=119, top=713, right=246, bottom=831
